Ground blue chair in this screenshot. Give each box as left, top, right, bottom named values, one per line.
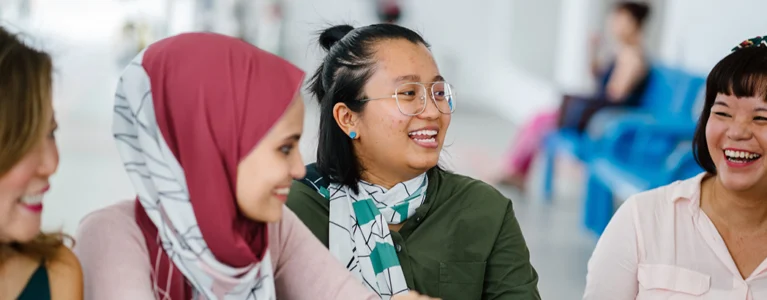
left=583, top=140, right=703, bottom=235
left=540, top=65, right=704, bottom=201
left=580, top=73, right=706, bottom=235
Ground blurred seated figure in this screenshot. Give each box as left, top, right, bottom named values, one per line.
left=498, top=1, right=651, bottom=191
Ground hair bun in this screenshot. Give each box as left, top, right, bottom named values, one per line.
left=319, top=25, right=354, bottom=51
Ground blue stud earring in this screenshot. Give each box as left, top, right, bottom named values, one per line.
left=349, top=131, right=357, bottom=139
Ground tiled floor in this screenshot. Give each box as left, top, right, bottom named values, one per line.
left=42, top=36, right=596, bottom=300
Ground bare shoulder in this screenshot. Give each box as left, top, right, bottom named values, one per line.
left=47, top=245, right=83, bottom=300
left=0, top=254, right=41, bottom=299
left=621, top=46, right=647, bottom=67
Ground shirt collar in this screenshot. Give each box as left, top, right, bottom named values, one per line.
left=670, top=172, right=710, bottom=214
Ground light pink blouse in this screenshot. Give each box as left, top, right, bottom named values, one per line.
left=584, top=173, right=767, bottom=299
left=73, top=200, right=377, bottom=300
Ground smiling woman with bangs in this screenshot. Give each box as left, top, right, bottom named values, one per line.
left=584, top=36, right=767, bottom=299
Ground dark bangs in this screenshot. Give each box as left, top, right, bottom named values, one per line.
left=709, top=46, right=767, bottom=100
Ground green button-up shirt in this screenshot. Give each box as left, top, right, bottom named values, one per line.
left=286, top=165, right=541, bottom=300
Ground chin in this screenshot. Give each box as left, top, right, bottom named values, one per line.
left=261, top=200, right=285, bottom=223
left=8, top=223, right=42, bottom=243
left=242, top=206, right=283, bottom=224
left=407, top=155, right=439, bottom=172
left=718, top=172, right=763, bottom=192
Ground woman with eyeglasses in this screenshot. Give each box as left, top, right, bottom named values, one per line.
left=285, top=24, right=541, bottom=300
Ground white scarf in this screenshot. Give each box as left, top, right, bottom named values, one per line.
left=322, top=174, right=428, bottom=299
left=112, top=50, right=275, bottom=300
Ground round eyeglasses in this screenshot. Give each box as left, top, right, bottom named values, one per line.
left=359, top=81, right=455, bottom=116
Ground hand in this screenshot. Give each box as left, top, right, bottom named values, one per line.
left=392, top=291, right=441, bottom=300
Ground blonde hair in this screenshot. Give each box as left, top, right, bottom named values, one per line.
left=0, top=26, right=66, bottom=262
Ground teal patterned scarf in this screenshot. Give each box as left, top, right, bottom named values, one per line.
left=301, top=166, right=428, bottom=299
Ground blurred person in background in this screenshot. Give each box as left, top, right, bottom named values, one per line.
left=0, top=27, right=83, bottom=300
left=376, top=0, right=402, bottom=24
left=498, top=1, right=651, bottom=191
left=584, top=36, right=767, bottom=299
left=286, top=23, right=540, bottom=300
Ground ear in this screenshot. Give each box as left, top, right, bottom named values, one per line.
left=333, top=102, right=360, bottom=138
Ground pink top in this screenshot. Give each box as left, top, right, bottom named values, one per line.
left=584, top=173, right=767, bottom=299
left=73, top=201, right=377, bottom=300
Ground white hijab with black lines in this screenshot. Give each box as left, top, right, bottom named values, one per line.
left=326, top=173, right=428, bottom=299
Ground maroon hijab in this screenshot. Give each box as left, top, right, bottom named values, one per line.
left=127, top=33, right=304, bottom=299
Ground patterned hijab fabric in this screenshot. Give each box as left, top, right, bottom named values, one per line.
left=305, top=172, right=428, bottom=299
left=112, top=32, right=304, bottom=300
left=732, top=36, right=767, bottom=51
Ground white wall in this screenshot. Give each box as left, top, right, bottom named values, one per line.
left=509, top=0, right=564, bottom=82
left=279, top=0, right=516, bottom=85
left=277, top=0, right=561, bottom=124
left=659, top=0, right=767, bottom=76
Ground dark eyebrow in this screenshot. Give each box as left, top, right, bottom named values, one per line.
left=713, top=101, right=729, bottom=107
left=394, top=75, right=420, bottom=83
left=393, top=74, right=446, bottom=83
left=756, top=107, right=767, bottom=112
left=283, top=133, right=301, bottom=142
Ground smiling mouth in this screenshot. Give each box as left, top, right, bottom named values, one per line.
left=724, top=149, right=762, bottom=164
left=18, top=194, right=44, bottom=205
left=273, top=187, right=290, bottom=202
left=274, top=187, right=290, bottom=196
left=408, top=129, right=438, bottom=143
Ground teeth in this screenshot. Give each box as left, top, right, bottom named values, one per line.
left=20, top=194, right=43, bottom=205
left=725, top=150, right=762, bottom=160
left=412, top=137, right=436, bottom=143
left=408, top=130, right=438, bottom=137
left=275, top=187, right=290, bottom=195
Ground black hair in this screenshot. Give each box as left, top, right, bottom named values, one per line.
left=693, top=46, right=767, bottom=174
left=308, top=24, right=429, bottom=193
left=615, top=1, right=651, bottom=29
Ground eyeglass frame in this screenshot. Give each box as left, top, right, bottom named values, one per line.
left=357, top=81, right=455, bottom=116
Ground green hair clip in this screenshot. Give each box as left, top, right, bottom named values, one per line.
left=732, top=36, right=767, bottom=52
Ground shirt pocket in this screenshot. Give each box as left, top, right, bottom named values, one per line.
left=637, top=264, right=711, bottom=296
left=438, top=261, right=486, bottom=300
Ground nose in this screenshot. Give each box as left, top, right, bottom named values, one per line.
left=727, top=121, right=753, bottom=141
left=418, top=93, right=440, bottom=120
left=290, top=150, right=306, bottom=180
left=36, top=139, right=59, bottom=177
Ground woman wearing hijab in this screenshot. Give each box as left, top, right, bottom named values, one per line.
left=72, top=32, right=403, bottom=300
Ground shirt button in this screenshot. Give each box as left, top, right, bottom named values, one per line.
left=396, top=245, right=402, bottom=252
left=416, top=217, right=422, bottom=223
